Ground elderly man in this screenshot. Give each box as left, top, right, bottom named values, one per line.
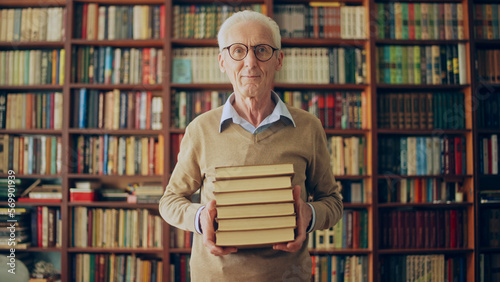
left=159, top=10, right=343, bottom=281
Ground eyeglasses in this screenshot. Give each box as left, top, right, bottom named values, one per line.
left=222, top=43, right=279, bottom=62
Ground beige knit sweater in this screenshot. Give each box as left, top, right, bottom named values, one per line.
left=159, top=105, right=343, bottom=281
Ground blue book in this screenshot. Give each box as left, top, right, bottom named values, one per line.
left=51, top=136, right=57, bottom=174
left=104, top=46, right=113, bottom=83
left=400, top=137, right=408, bottom=175
left=416, top=137, right=427, bottom=175
left=103, top=134, right=109, bottom=175
left=171, top=58, right=192, bottom=83
left=98, top=47, right=106, bottom=83
left=427, top=178, right=433, bottom=203
left=78, top=89, right=87, bottom=128
left=46, top=93, right=51, bottom=129
left=55, top=50, right=60, bottom=85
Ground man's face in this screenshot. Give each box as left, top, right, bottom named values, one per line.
left=219, top=21, right=283, bottom=100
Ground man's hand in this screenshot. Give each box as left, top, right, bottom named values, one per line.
left=273, top=185, right=312, bottom=252
left=200, top=199, right=238, bottom=256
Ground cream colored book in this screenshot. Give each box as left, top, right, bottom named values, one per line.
left=215, top=227, right=295, bottom=247
left=216, top=202, right=294, bottom=219
left=215, top=163, right=294, bottom=180
left=213, top=175, right=291, bottom=193
left=216, top=215, right=296, bottom=231
left=215, top=188, right=293, bottom=206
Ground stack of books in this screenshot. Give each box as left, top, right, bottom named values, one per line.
left=214, top=163, right=297, bottom=248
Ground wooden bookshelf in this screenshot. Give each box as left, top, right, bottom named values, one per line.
left=0, top=0, right=490, bottom=281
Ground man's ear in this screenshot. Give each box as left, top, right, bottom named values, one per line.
left=218, top=53, right=226, bottom=73
left=275, top=50, right=284, bottom=71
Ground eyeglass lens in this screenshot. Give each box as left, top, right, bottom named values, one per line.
left=228, top=44, right=275, bottom=61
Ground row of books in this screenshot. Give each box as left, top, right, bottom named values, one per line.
left=274, top=4, right=366, bottom=39
left=73, top=134, right=164, bottom=176
left=327, top=136, right=367, bottom=176
left=277, top=91, right=368, bottom=130
left=171, top=4, right=265, bottom=39
left=477, top=49, right=500, bottom=84
left=480, top=208, right=499, bottom=247
left=379, top=255, right=466, bottom=282
left=1, top=92, right=63, bottom=130
left=380, top=209, right=468, bottom=249
left=375, top=3, right=464, bottom=40
left=378, top=178, right=465, bottom=204
left=377, top=92, right=466, bottom=130
left=0, top=7, right=65, bottom=42
left=74, top=4, right=165, bottom=40
left=275, top=47, right=367, bottom=84
left=479, top=134, right=499, bottom=175
left=311, top=255, right=368, bottom=282
left=73, top=253, right=163, bottom=282
left=378, top=136, right=467, bottom=176
left=376, top=44, right=467, bottom=85
left=474, top=4, right=500, bottom=40
left=170, top=254, right=190, bottom=282
left=30, top=206, right=62, bottom=248
left=309, top=209, right=368, bottom=250
left=479, top=253, right=500, bottom=282
left=170, top=227, right=192, bottom=249
left=0, top=208, right=31, bottom=249
left=171, top=48, right=228, bottom=84
left=480, top=190, right=500, bottom=205
left=73, top=89, right=162, bottom=130
left=0, top=49, right=65, bottom=86
left=171, top=91, right=231, bottom=129
left=72, top=207, right=163, bottom=248
left=477, top=92, right=500, bottom=129
left=72, top=46, right=163, bottom=85
left=337, top=180, right=365, bottom=204
left=0, top=134, right=62, bottom=175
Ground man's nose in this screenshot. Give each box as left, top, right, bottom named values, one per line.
left=244, top=48, right=259, bottom=67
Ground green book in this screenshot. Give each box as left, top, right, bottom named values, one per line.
left=402, top=3, right=409, bottom=39
left=414, top=3, right=421, bottom=40
left=402, top=46, right=409, bottom=84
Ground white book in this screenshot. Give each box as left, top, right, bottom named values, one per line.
left=458, top=43, right=467, bottom=84
left=113, top=48, right=121, bottom=83
left=28, top=50, right=36, bottom=85
left=54, top=92, right=63, bottom=129
left=38, top=8, right=47, bottom=41
left=351, top=136, right=360, bottom=176
left=40, top=135, right=46, bottom=174
left=112, top=89, right=120, bottom=130
left=0, top=10, right=8, bottom=41
left=338, top=48, right=345, bottom=84
left=97, top=6, right=106, bottom=40
left=108, top=6, right=116, bottom=40
left=492, top=134, right=498, bottom=175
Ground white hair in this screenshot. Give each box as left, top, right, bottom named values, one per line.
left=217, top=10, right=282, bottom=51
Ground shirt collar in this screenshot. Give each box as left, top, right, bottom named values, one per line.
left=219, top=91, right=296, bottom=133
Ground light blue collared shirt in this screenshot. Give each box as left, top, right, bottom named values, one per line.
left=219, top=91, right=295, bottom=134
left=194, top=91, right=316, bottom=234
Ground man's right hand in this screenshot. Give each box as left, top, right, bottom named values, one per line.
left=200, top=199, right=238, bottom=256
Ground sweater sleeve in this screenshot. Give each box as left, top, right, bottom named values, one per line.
left=158, top=126, right=204, bottom=233
left=306, top=119, right=344, bottom=232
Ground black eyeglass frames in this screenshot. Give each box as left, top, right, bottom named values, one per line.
left=222, top=43, right=279, bottom=62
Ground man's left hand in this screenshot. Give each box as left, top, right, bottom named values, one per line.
left=273, top=185, right=312, bottom=252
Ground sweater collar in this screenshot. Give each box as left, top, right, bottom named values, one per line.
left=219, top=91, right=296, bottom=133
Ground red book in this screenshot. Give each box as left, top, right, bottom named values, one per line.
left=416, top=210, right=424, bottom=248
left=318, top=93, right=325, bottom=127
left=37, top=206, right=43, bottom=247
left=397, top=210, right=405, bottom=249
left=408, top=3, right=415, bottom=39
left=142, top=48, right=151, bottom=85
left=334, top=92, right=343, bottom=129
left=326, top=92, right=335, bottom=129
left=457, top=209, right=463, bottom=248
left=352, top=210, right=360, bottom=249
left=82, top=4, right=88, bottom=39
left=160, top=5, right=166, bottom=39
left=146, top=91, right=152, bottom=129
left=424, top=210, right=430, bottom=248
left=450, top=209, right=457, bottom=248
left=135, top=92, right=141, bottom=129
left=429, top=210, right=437, bottom=248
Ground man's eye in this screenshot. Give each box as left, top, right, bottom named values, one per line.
left=234, top=48, right=245, bottom=53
